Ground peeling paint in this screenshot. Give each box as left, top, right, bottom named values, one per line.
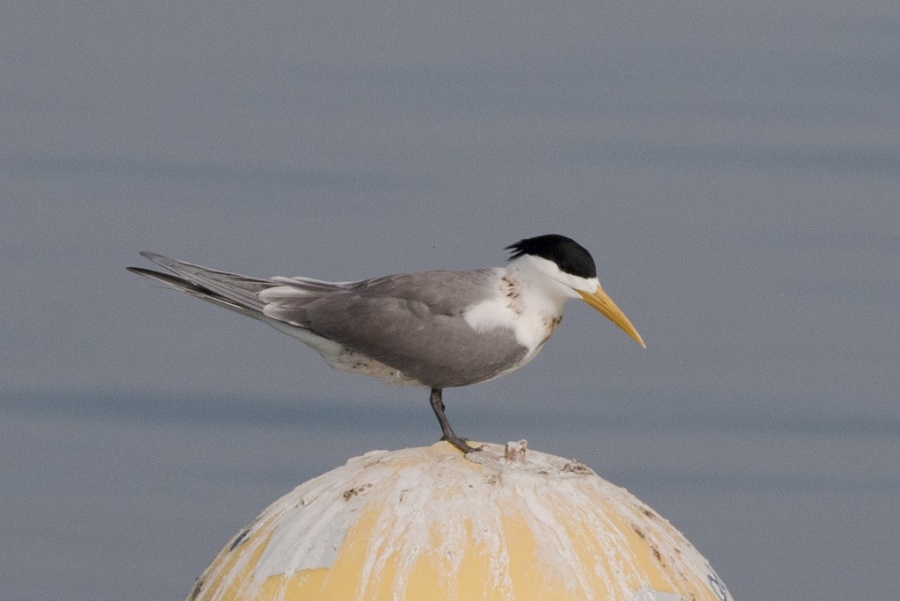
left=189, top=442, right=733, bottom=601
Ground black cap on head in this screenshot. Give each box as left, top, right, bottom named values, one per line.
left=506, top=234, right=597, bottom=279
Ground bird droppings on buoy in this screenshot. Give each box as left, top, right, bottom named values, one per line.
left=188, top=442, right=732, bottom=601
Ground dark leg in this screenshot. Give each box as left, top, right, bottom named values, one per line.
left=429, top=388, right=480, bottom=453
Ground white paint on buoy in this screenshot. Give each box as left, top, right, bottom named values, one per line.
left=189, top=442, right=732, bottom=601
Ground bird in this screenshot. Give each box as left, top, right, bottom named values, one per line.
left=128, top=234, right=644, bottom=453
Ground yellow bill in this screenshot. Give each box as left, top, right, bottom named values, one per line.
left=577, top=287, right=646, bottom=348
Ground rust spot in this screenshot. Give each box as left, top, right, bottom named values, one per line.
left=651, top=545, right=664, bottom=565
left=561, top=462, right=591, bottom=475
left=631, top=524, right=646, bottom=539
left=504, top=440, right=527, bottom=462
left=342, top=483, right=372, bottom=501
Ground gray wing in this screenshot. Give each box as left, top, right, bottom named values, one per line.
left=261, top=271, right=528, bottom=388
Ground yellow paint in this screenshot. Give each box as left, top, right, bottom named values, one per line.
left=453, top=519, right=506, bottom=601
left=258, top=569, right=326, bottom=600
left=556, top=510, right=620, bottom=599
left=502, top=512, right=605, bottom=601
left=602, top=509, right=673, bottom=592
left=499, top=512, right=540, bottom=600
left=583, top=494, right=675, bottom=594
left=318, top=503, right=384, bottom=600
left=405, top=547, right=448, bottom=601
left=604, top=508, right=717, bottom=601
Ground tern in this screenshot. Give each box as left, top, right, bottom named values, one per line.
left=128, top=234, right=644, bottom=453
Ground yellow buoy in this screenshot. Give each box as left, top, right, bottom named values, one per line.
left=189, top=442, right=732, bottom=601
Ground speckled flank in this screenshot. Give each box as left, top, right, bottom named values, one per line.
left=189, top=443, right=732, bottom=601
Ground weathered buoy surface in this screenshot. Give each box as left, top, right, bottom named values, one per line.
left=189, top=441, right=731, bottom=601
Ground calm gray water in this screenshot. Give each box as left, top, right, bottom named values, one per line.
left=3, top=1, right=899, bottom=599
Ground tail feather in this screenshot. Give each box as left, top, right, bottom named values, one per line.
left=129, top=252, right=274, bottom=314
left=128, top=251, right=357, bottom=366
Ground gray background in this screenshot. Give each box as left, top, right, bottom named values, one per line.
left=2, top=1, right=898, bottom=599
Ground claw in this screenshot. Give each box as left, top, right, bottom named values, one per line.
left=441, top=435, right=482, bottom=454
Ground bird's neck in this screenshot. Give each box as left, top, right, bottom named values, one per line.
left=502, top=263, right=572, bottom=317
left=494, top=264, right=571, bottom=353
